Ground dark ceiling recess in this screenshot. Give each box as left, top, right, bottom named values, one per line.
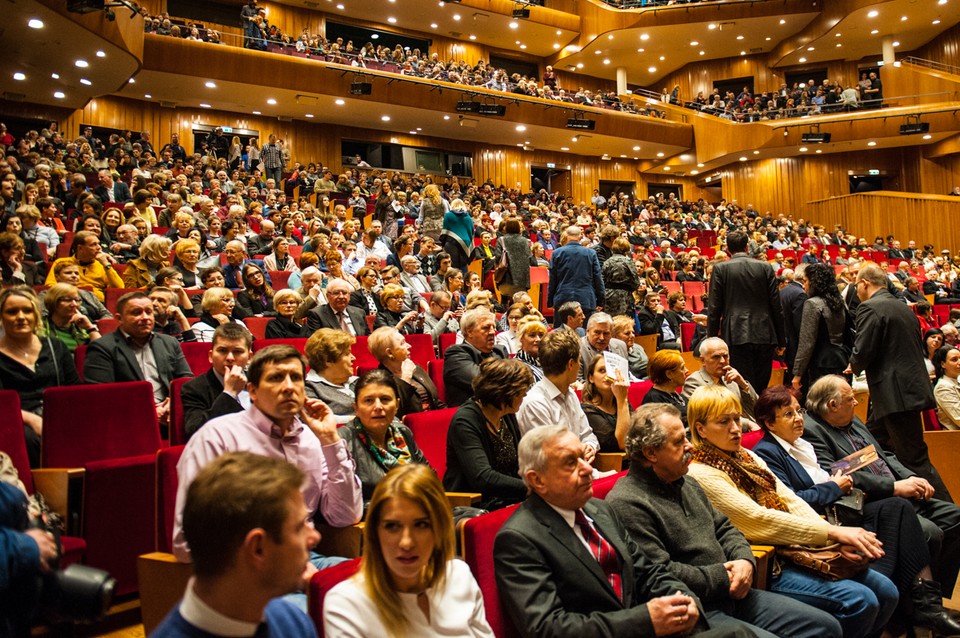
left=325, top=21, right=431, bottom=55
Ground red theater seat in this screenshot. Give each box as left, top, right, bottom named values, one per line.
left=307, top=558, right=362, bottom=638
left=461, top=505, right=522, bottom=638
left=402, top=408, right=459, bottom=476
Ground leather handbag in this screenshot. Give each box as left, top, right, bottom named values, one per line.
left=494, top=250, right=509, bottom=283
left=776, top=543, right=870, bottom=581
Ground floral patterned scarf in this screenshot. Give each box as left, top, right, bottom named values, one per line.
left=692, top=441, right=790, bottom=513
left=351, top=418, right=411, bottom=470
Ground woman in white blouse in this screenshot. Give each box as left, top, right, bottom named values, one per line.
left=933, top=345, right=960, bottom=430
left=324, top=464, right=493, bottom=637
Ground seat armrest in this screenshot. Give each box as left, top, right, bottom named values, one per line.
left=751, top=545, right=775, bottom=590
left=594, top=453, right=625, bottom=473
left=32, top=468, right=85, bottom=536
left=317, top=522, right=365, bottom=559
left=138, top=552, right=193, bottom=635
left=445, top=492, right=482, bottom=508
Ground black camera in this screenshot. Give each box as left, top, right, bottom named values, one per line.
left=28, top=516, right=117, bottom=625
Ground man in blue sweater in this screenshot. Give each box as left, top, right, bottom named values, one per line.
left=152, top=452, right=319, bottom=637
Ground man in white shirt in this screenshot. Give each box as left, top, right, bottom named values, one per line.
left=518, top=328, right=599, bottom=463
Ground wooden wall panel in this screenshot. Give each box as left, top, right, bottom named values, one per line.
left=910, top=23, right=960, bottom=69
left=805, top=192, right=960, bottom=252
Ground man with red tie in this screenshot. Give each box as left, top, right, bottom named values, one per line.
left=493, top=424, right=755, bottom=638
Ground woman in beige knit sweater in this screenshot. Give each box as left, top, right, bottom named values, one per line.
left=686, top=385, right=898, bottom=638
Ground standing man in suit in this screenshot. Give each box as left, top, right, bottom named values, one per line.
left=305, top=278, right=370, bottom=336
left=84, top=291, right=193, bottom=426
left=852, top=263, right=952, bottom=501
left=707, top=230, right=785, bottom=393
left=548, top=226, right=604, bottom=328
left=442, top=307, right=506, bottom=405
left=494, top=425, right=754, bottom=638
left=180, top=323, right=252, bottom=439
left=779, top=267, right=808, bottom=377
left=802, top=375, right=960, bottom=605
left=93, top=168, right=132, bottom=204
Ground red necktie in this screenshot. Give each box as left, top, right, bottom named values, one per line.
left=575, top=510, right=623, bottom=602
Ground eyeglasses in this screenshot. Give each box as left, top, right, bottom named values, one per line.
left=780, top=408, right=807, bottom=419
left=58, top=297, right=82, bottom=304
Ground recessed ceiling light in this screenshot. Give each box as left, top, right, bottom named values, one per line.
left=690, top=41, right=699, bottom=46
left=815, top=149, right=822, bottom=153
left=697, top=163, right=704, bottom=168
left=923, top=134, right=932, bottom=140
left=799, top=147, right=808, bottom=152
left=336, top=3, right=344, bottom=8
left=603, top=59, right=610, bottom=64
left=640, top=33, right=649, bottom=40
left=659, top=55, right=665, bottom=61
left=267, top=98, right=277, bottom=105
left=836, top=33, right=842, bottom=37
left=753, top=150, right=759, bottom=155
left=80, top=78, right=91, bottom=85
left=430, top=23, right=438, bottom=28
left=933, top=19, right=941, bottom=24
left=867, top=141, right=877, bottom=146
left=305, top=113, right=314, bottom=118
left=576, top=63, right=583, bottom=68
left=75, top=59, right=88, bottom=68
left=736, top=35, right=744, bottom=40
left=469, top=34, right=476, bottom=40
left=205, top=81, right=216, bottom=88
left=572, top=136, right=578, bottom=142
left=520, top=44, right=526, bottom=49
left=553, top=43, right=560, bottom=49
left=509, top=21, right=518, bottom=29
left=416, top=128, right=422, bottom=131
left=633, top=145, right=640, bottom=151
left=656, top=152, right=664, bottom=157
left=28, top=18, right=43, bottom=28
left=690, top=170, right=699, bottom=175
left=594, top=50, right=601, bottom=54
left=779, top=19, right=786, bottom=24
left=871, top=29, right=879, bottom=34
left=648, top=66, right=657, bottom=73
left=443, top=115, right=450, bottom=120
left=799, top=57, right=806, bottom=62
left=13, top=72, right=25, bottom=81
left=620, top=154, right=627, bottom=158
left=807, top=46, right=815, bottom=51
left=901, top=16, right=908, bottom=21
left=452, top=13, right=460, bottom=20
left=409, top=131, right=417, bottom=134
left=199, top=103, right=211, bottom=108
left=868, top=10, right=879, bottom=17
left=708, top=23, right=717, bottom=30
left=126, top=77, right=132, bottom=83
left=252, top=110, right=261, bottom=114
left=699, top=51, right=705, bottom=56
left=837, top=43, right=842, bottom=47
left=96, top=50, right=106, bottom=57
left=765, top=37, right=771, bottom=41
left=608, top=34, right=615, bottom=40
left=938, top=0, right=947, bottom=5
left=892, top=41, right=900, bottom=46
left=516, top=125, right=526, bottom=131
left=335, top=99, right=345, bottom=105
left=387, top=17, right=396, bottom=23
left=54, top=91, right=65, bottom=99
left=740, top=51, right=746, bottom=55
left=663, top=166, right=670, bottom=171
left=381, top=115, right=390, bottom=121
left=556, top=30, right=562, bottom=35
left=144, top=93, right=152, bottom=98
left=560, top=147, right=569, bottom=151
left=739, top=156, right=747, bottom=161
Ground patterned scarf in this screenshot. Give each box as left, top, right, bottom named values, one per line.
left=692, top=441, right=790, bottom=513
left=351, top=418, right=411, bottom=470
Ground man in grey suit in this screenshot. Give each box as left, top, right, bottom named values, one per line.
left=682, top=337, right=759, bottom=424
left=707, top=231, right=785, bottom=393
left=304, top=278, right=370, bottom=336
left=442, top=308, right=506, bottom=405
left=494, top=425, right=755, bottom=638
left=84, top=291, right=193, bottom=425
left=852, top=263, right=952, bottom=501
left=578, top=312, right=629, bottom=381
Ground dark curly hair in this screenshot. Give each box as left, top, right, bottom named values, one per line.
left=804, top=262, right=843, bottom=312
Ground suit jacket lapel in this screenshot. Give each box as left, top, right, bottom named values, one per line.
left=585, top=500, right=633, bottom=604
left=116, top=336, right=145, bottom=380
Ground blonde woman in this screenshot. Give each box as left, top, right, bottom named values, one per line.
left=123, top=234, right=172, bottom=288
left=324, top=464, right=493, bottom=637
left=418, top=183, right=448, bottom=241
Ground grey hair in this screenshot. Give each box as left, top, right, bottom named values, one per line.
left=586, top=311, right=612, bottom=330
left=460, top=307, right=494, bottom=335
left=518, top=425, right=571, bottom=489
left=805, top=374, right=848, bottom=417
left=697, top=337, right=727, bottom=360
left=624, top=404, right=681, bottom=465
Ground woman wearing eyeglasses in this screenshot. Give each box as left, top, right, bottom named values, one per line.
left=42, top=283, right=101, bottom=352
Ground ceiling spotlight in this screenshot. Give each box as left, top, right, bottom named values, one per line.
left=603, top=59, right=610, bottom=64
left=923, top=134, right=933, bottom=139
left=13, top=72, right=25, bottom=81
left=867, top=141, right=877, bottom=146
left=648, top=66, right=657, bottom=73
left=633, top=145, right=640, bottom=151
left=779, top=19, right=786, bottom=24
left=509, top=21, right=518, bottom=29
left=690, top=41, right=699, bottom=46
left=799, top=57, right=806, bottom=63
left=640, top=33, right=649, bottom=40
left=739, top=156, right=747, bottom=161
left=381, top=115, right=391, bottom=121
left=144, top=93, right=152, bottom=98
left=799, top=147, right=808, bottom=152
left=335, top=99, right=345, bottom=105
left=443, top=115, right=450, bottom=120
left=199, top=103, right=211, bottom=108
left=933, top=19, right=941, bottom=24
left=708, top=23, right=717, bottom=29
left=430, top=23, right=438, bottom=28
left=452, top=13, right=460, bottom=20
left=28, top=18, right=43, bottom=28
left=75, top=59, right=88, bottom=68
left=656, top=152, right=664, bottom=157
left=516, top=125, right=526, bottom=131
left=96, top=50, right=106, bottom=57
left=871, top=29, right=879, bottom=34
left=267, top=98, right=277, bottom=104
left=901, top=15, right=908, bottom=21
left=560, top=147, right=569, bottom=151
left=252, top=110, right=261, bottom=114
left=736, top=35, right=744, bottom=40
left=469, top=34, right=476, bottom=40
left=205, top=81, right=216, bottom=88
left=305, top=114, right=314, bottom=118
left=892, top=41, right=900, bottom=46
left=868, top=10, right=879, bottom=17
left=54, top=91, right=65, bottom=98
left=80, top=78, right=91, bottom=85
left=387, top=17, right=396, bottom=23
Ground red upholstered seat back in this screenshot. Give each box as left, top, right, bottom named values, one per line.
left=0, top=391, right=33, bottom=494
left=42, top=381, right=161, bottom=468
left=403, top=408, right=458, bottom=477
left=351, top=335, right=379, bottom=371
left=252, top=338, right=308, bottom=353
left=242, top=317, right=271, bottom=341
left=180, top=341, right=212, bottom=376
left=462, top=504, right=522, bottom=638
left=627, top=380, right=654, bottom=407
left=168, top=377, right=190, bottom=446
left=307, top=558, right=362, bottom=638
left=438, top=332, right=457, bottom=357
left=742, top=430, right=764, bottom=450
left=592, top=470, right=627, bottom=500
left=680, top=323, right=696, bottom=352
left=155, top=445, right=184, bottom=553
left=404, top=333, right=437, bottom=368
left=267, top=270, right=292, bottom=290
left=427, top=359, right=446, bottom=404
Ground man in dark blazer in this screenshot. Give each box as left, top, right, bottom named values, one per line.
left=778, top=267, right=807, bottom=377
left=707, top=230, right=785, bottom=393
left=84, top=292, right=193, bottom=424
left=180, top=323, right=251, bottom=439
left=547, top=226, right=604, bottom=328
left=801, top=375, right=960, bottom=599
left=305, top=278, right=370, bottom=336
left=92, top=169, right=132, bottom=204
left=494, top=425, right=754, bottom=638
left=443, top=307, right=506, bottom=406
left=851, top=263, right=952, bottom=501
